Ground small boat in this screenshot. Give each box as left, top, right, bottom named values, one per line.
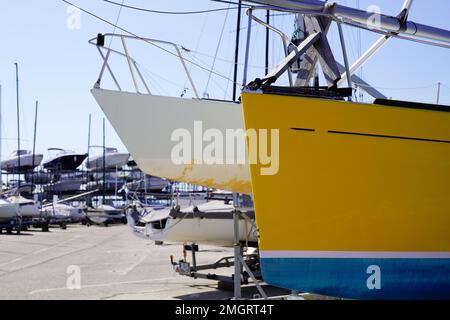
left=86, top=204, right=126, bottom=225
left=127, top=200, right=257, bottom=246
left=41, top=148, right=88, bottom=171
left=1, top=150, right=43, bottom=173
left=0, top=198, right=19, bottom=222
left=4, top=180, right=34, bottom=196
left=43, top=172, right=87, bottom=194
left=86, top=179, right=126, bottom=193
left=126, top=175, right=169, bottom=193
left=24, top=172, right=54, bottom=185
left=7, top=195, right=40, bottom=218
left=86, top=147, right=130, bottom=171
left=41, top=203, right=85, bottom=223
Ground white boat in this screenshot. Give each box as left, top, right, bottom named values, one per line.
left=126, top=175, right=169, bottom=193
left=41, top=148, right=87, bottom=171
left=43, top=172, right=87, bottom=193
left=5, top=180, right=34, bottom=195
left=7, top=195, right=40, bottom=218
left=91, top=89, right=251, bottom=194
left=41, top=203, right=85, bottom=223
left=86, top=204, right=126, bottom=225
left=0, top=198, right=19, bottom=222
left=127, top=200, right=257, bottom=247
left=1, top=150, right=43, bottom=172
left=87, top=147, right=130, bottom=171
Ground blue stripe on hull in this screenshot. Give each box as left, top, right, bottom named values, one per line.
left=260, top=258, right=450, bottom=300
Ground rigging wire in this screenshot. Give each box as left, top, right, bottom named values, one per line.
left=182, top=1, right=213, bottom=95
left=62, top=0, right=240, bottom=86
left=357, top=83, right=440, bottom=91
left=103, top=0, right=248, bottom=15
left=204, top=3, right=232, bottom=97
left=109, top=0, right=124, bottom=47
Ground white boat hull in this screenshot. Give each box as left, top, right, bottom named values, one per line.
left=128, top=201, right=257, bottom=246
left=1, top=154, right=43, bottom=172
left=91, top=89, right=251, bottom=194
left=88, top=153, right=130, bottom=170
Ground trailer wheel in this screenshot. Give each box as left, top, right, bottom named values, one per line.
left=42, top=225, right=50, bottom=232
left=60, top=223, right=67, bottom=230
left=6, top=227, right=13, bottom=235
left=0, top=228, right=3, bottom=234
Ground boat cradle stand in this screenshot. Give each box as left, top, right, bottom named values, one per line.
left=170, top=209, right=271, bottom=300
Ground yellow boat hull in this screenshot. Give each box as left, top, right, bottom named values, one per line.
left=241, top=92, right=450, bottom=299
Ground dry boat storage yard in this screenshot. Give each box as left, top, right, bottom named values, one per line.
left=0, top=225, right=288, bottom=300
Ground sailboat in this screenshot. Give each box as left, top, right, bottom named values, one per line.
left=237, top=1, right=450, bottom=299
left=1, top=150, right=43, bottom=173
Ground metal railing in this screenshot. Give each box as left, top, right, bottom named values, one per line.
left=88, top=33, right=200, bottom=98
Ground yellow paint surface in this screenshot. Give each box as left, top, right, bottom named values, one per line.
left=241, top=92, right=450, bottom=252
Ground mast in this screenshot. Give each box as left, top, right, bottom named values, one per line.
left=102, top=117, right=106, bottom=204
left=0, top=85, right=2, bottom=188
left=31, top=101, right=38, bottom=188
left=232, top=0, right=242, bottom=102
left=86, top=114, right=92, bottom=207
left=14, top=63, right=21, bottom=195
left=265, top=10, right=270, bottom=74
left=436, top=82, right=441, bottom=105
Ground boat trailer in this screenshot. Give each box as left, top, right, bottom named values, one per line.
left=170, top=206, right=270, bottom=299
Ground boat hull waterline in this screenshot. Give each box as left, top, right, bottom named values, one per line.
left=241, top=92, right=450, bottom=300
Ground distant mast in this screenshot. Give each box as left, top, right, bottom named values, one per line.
left=14, top=63, right=21, bottom=195
left=0, top=84, right=2, bottom=187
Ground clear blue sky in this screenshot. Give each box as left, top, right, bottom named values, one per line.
left=0, top=0, right=449, bottom=160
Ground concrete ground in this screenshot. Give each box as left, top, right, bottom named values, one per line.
left=0, top=224, right=289, bottom=300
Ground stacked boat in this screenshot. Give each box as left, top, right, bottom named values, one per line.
left=1, top=150, right=43, bottom=173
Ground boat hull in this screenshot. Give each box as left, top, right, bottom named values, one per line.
left=42, top=153, right=87, bottom=171
left=91, top=89, right=251, bottom=194
left=128, top=202, right=257, bottom=246
left=87, top=152, right=130, bottom=171
left=1, top=154, right=43, bottom=172
left=0, top=202, right=18, bottom=222
left=241, top=92, right=450, bottom=299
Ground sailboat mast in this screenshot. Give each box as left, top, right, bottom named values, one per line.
left=436, top=82, right=441, bottom=104
left=86, top=114, right=92, bottom=207
left=14, top=63, right=21, bottom=194
left=0, top=85, right=2, bottom=188
left=232, top=0, right=242, bottom=102
left=265, top=10, right=270, bottom=74
left=31, top=101, right=38, bottom=188
left=102, top=118, right=106, bottom=204
left=87, top=113, right=91, bottom=166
